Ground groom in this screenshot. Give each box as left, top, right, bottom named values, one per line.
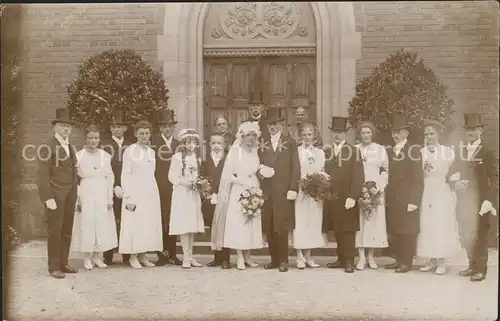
left=259, top=108, right=301, bottom=272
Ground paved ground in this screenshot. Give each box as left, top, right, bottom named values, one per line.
left=5, top=241, right=499, bottom=321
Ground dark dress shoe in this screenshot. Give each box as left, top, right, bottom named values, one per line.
left=264, top=262, right=279, bottom=269
left=221, top=261, right=231, bottom=269
left=470, top=272, right=486, bottom=282
left=459, top=267, right=475, bottom=277
left=156, top=257, right=168, bottom=266
left=61, top=265, right=78, bottom=273
left=385, top=261, right=400, bottom=269
left=344, top=264, right=355, bottom=273
left=168, top=256, right=183, bottom=266
left=395, top=264, right=411, bottom=273
left=327, top=261, right=344, bottom=269
left=278, top=263, right=289, bottom=272
left=207, top=260, right=221, bottom=267
left=50, top=271, right=65, bottom=279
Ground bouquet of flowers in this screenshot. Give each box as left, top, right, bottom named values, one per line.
left=299, top=172, right=331, bottom=202
left=190, top=176, right=212, bottom=200
left=358, top=181, right=383, bottom=220
left=239, top=187, right=265, bottom=223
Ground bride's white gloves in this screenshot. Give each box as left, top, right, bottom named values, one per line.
left=258, top=164, right=275, bottom=178
left=113, top=186, right=124, bottom=199
left=479, top=200, right=497, bottom=216
left=345, top=198, right=356, bottom=210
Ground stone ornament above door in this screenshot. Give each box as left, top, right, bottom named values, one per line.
left=204, top=2, right=316, bottom=48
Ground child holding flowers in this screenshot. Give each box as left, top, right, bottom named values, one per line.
left=168, top=129, right=205, bottom=269
left=292, top=123, right=328, bottom=269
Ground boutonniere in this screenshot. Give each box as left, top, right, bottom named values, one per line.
left=423, top=160, right=434, bottom=173
left=93, top=165, right=98, bottom=170
left=307, top=154, right=316, bottom=164
left=188, top=164, right=197, bottom=173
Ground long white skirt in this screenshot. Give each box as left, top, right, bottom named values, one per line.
left=169, top=185, right=205, bottom=235
left=290, top=192, right=328, bottom=249
left=355, top=193, right=388, bottom=248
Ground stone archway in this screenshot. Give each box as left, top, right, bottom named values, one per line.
left=157, top=2, right=361, bottom=142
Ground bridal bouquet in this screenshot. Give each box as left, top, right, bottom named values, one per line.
left=239, top=187, right=265, bottom=223
left=358, top=181, right=383, bottom=220
left=190, top=176, right=212, bottom=200
left=299, top=172, right=332, bottom=202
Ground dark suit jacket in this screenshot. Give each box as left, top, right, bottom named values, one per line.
left=215, top=132, right=235, bottom=152
left=259, top=134, right=301, bottom=232
left=386, top=141, right=424, bottom=235
left=200, top=152, right=227, bottom=226
left=152, top=135, right=181, bottom=216
left=100, top=136, right=132, bottom=188
left=37, top=137, right=78, bottom=203
left=323, top=143, right=364, bottom=232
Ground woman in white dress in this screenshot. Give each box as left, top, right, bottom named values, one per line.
left=72, top=125, right=118, bottom=270
left=355, top=121, right=389, bottom=270
left=119, top=120, right=163, bottom=269
left=211, top=121, right=264, bottom=270
left=292, top=123, right=328, bottom=269
left=169, top=129, right=205, bottom=269
left=417, top=120, right=461, bottom=275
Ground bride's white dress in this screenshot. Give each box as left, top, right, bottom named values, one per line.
left=211, top=145, right=264, bottom=250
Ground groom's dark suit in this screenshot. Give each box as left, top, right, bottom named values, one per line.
left=259, top=133, right=301, bottom=266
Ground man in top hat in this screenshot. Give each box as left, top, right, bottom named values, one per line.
left=151, top=109, right=183, bottom=266
left=287, top=106, right=323, bottom=147
left=323, top=117, right=364, bottom=273
left=100, top=109, right=132, bottom=265
left=384, top=114, right=424, bottom=273
left=451, top=113, right=498, bottom=282
left=37, top=108, right=79, bottom=278
left=258, top=108, right=301, bottom=272
left=246, top=93, right=271, bottom=142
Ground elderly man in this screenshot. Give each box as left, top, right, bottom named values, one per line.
left=288, top=106, right=323, bottom=147
left=213, top=116, right=235, bottom=150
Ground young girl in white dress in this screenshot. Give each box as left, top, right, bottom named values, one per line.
left=292, top=123, right=328, bottom=269
left=169, top=129, right=205, bottom=269
left=355, top=121, right=389, bottom=270
left=417, top=120, right=461, bottom=275
left=119, top=120, right=163, bottom=269
left=72, top=125, right=118, bottom=270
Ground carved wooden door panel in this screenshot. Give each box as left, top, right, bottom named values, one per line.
left=262, top=57, right=316, bottom=130
left=204, top=57, right=258, bottom=142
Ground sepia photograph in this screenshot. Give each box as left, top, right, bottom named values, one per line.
left=1, top=2, right=499, bottom=320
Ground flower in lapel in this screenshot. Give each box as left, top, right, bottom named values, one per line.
left=423, top=160, right=434, bottom=173
left=307, top=154, right=316, bottom=164
left=276, top=140, right=288, bottom=152
left=257, top=139, right=270, bottom=153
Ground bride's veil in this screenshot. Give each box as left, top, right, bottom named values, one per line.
left=210, top=121, right=260, bottom=250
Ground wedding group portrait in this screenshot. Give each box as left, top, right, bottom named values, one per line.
left=2, top=2, right=498, bottom=320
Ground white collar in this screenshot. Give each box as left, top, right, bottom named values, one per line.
left=467, top=139, right=481, bottom=148
left=334, top=140, right=346, bottom=149
left=162, top=134, right=173, bottom=144
left=55, top=133, right=69, bottom=146
left=394, top=139, right=407, bottom=150
left=112, top=136, right=124, bottom=144
left=211, top=150, right=223, bottom=158
left=271, top=131, right=281, bottom=141
left=251, top=115, right=261, bottom=121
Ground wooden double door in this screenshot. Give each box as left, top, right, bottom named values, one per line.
left=203, top=56, right=316, bottom=141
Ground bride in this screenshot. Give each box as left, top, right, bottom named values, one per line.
left=211, top=121, right=264, bottom=270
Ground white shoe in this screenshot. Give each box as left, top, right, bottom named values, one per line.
left=190, top=259, right=203, bottom=267
left=297, top=259, right=306, bottom=269
left=435, top=265, right=446, bottom=275
left=367, top=257, right=378, bottom=269
left=420, top=264, right=436, bottom=272
left=245, top=260, right=259, bottom=268
left=83, top=259, right=93, bottom=270
left=306, top=260, right=320, bottom=268
left=129, top=256, right=142, bottom=269
left=356, top=258, right=366, bottom=270
left=92, top=259, right=108, bottom=268
left=237, top=257, right=246, bottom=270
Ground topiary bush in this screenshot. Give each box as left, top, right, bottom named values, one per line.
left=67, top=49, right=169, bottom=134
left=348, top=49, right=455, bottom=145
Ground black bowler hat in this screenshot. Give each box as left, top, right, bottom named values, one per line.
left=157, top=109, right=178, bottom=125
left=109, top=109, right=129, bottom=125
left=390, top=114, right=410, bottom=130
left=264, top=108, right=286, bottom=123
left=464, top=113, right=484, bottom=128
left=248, top=91, right=264, bottom=106
left=328, top=117, right=349, bottom=132
left=51, top=108, right=74, bottom=126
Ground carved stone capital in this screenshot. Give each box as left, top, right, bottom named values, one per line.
left=203, top=47, right=316, bottom=57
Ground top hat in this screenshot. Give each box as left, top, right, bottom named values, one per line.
left=51, top=108, right=74, bottom=126
left=264, top=108, right=286, bottom=123
left=464, top=113, right=483, bottom=128
left=157, top=109, right=178, bottom=125
left=248, top=91, right=264, bottom=106
left=109, top=109, right=129, bottom=125
left=328, top=117, right=349, bottom=132
left=390, top=114, right=410, bottom=130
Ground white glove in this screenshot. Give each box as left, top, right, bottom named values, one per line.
left=448, top=172, right=460, bottom=182
left=407, top=204, right=418, bottom=212
left=114, top=186, right=124, bottom=199
left=479, top=200, right=497, bottom=216
left=454, top=180, right=470, bottom=191
left=319, top=172, right=331, bottom=180
left=286, top=191, right=298, bottom=201
left=210, top=193, right=218, bottom=205
left=345, top=198, right=356, bottom=210
left=258, top=165, right=275, bottom=178
left=45, top=199, right=57, bottom=210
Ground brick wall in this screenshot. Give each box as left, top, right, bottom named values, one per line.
left=353, top=1, right=499, bottom=152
